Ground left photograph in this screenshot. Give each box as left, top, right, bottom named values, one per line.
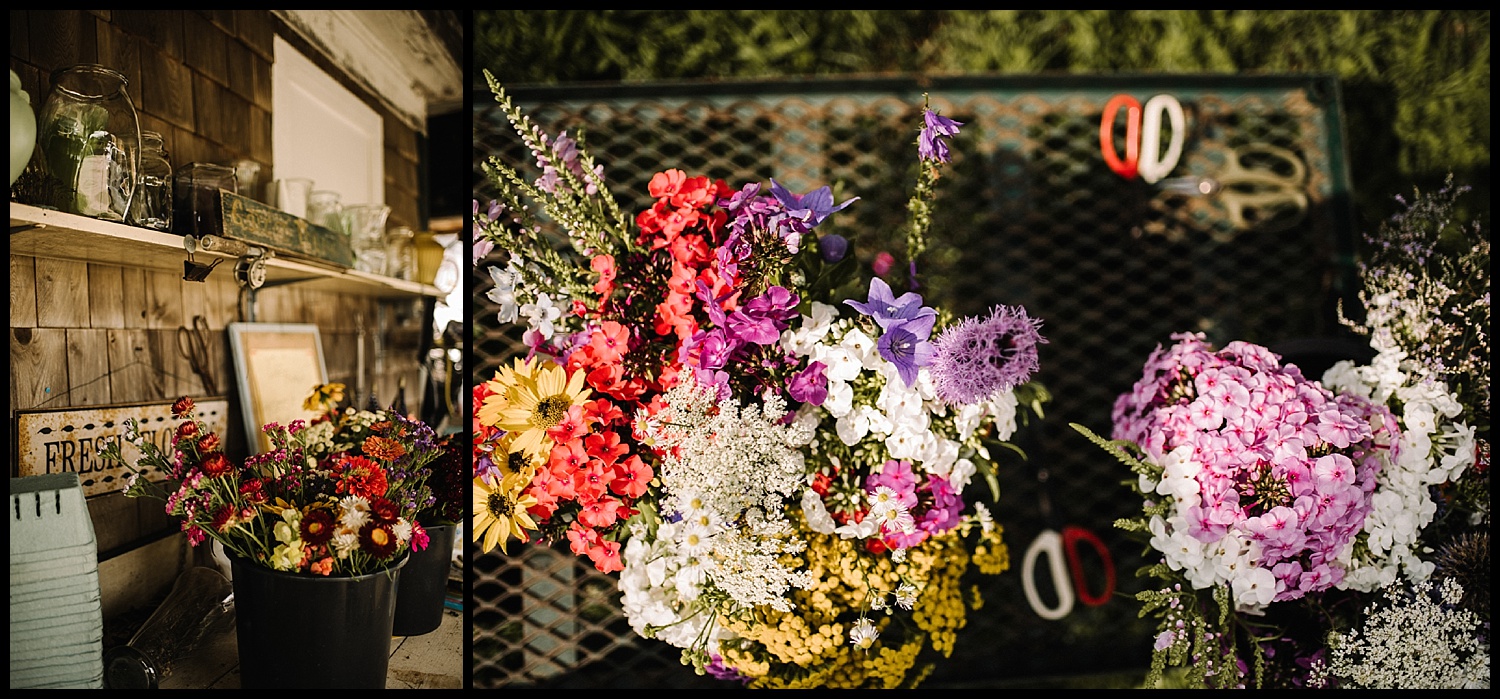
left=10, top=11, right=466, bottom=689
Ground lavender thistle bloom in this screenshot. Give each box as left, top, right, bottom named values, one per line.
left=929, top=305, right=1046, bottom=405
left=918, top=109, right=963, bottom=163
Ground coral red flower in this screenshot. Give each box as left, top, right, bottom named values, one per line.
left=577, top=494, right=623, bottom=529
left=584, top=430, right=629, bottom=466
left=609, top=454, right=653, bottom=500
left=335, top=456, right=389, bottom=499
left=546, top=405, right=590, bottom=444
left=200, top=452, right=234, bottom=478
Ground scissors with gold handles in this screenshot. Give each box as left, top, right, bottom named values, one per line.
left=1159, top=144, right=1309, bottom=232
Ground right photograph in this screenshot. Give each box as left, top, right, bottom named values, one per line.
left=467, top=10, right=1491, bottom=690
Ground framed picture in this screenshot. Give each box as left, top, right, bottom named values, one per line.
left=227, top=322, right=328, bottom=453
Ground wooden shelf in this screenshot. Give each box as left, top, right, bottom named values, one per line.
left=9, top=202, right=444, bottom=299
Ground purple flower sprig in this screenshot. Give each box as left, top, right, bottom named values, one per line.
left=918, top=109, right=963, bottom=164
left=845, top=277, right=938, bottom=387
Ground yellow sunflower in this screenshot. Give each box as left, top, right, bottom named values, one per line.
left=473, top=474, right=538, bottom=555
left=476, top=356, right=534, bottom=427
left=495, top=357, right=589, bottom=457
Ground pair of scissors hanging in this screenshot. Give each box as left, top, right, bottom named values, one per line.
left=177, top=315, right=219, bottom=396
left=1100, top=93, right=1186, bottom=184
left=1021, top=465, right=1117, bottom=620
left=1158, top=143, right=1310, bottom=233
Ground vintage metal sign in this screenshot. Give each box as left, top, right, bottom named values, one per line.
left=14, top=399, right=230, bottom=498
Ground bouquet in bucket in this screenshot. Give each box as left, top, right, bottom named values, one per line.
left=98, top=389, right=444, bottom=577
left=1071, top=178, right=1489, bottom=689
left=473, top=70, right=1049, bottom=688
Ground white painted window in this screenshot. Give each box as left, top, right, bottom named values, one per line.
left=270, top=34, right=384, bottom=209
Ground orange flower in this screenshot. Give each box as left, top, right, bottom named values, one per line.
left=362, top=435, right=407, bottom=462
left=335, top=456, right=389, bottom=499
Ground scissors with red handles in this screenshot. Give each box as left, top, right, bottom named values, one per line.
left=1100, top=93, right=1185, bottom=184
left=1021, top=466, right=1117, bottom=620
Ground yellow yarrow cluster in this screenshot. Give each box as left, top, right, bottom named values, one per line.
left=718, top=521, right=1003, bottom=688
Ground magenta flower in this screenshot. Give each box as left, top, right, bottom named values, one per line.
left=928, top=304, right=1046, bottom=405
left=787, top=361, right=829, bottom=406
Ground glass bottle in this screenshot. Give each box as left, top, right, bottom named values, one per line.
left=307, top=190, right=343, bottom=231
left=384, top=225, right=416, bottom=280
left=128, top=131, right=173, bottom=232
left=35, top=64, right=140, bottom=221
left=102, top=566, right=235, bottom=689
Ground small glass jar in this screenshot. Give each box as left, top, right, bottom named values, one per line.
left=128, top=131, right=173, bottom=232
left=384, top=225, right=416, bottom=280
left=173, top=162, right=237, bottom=237
left=306, top=190, right=343, bottom=231
left=342, top=203, right=390, bottom=274
left=35, top=64, right=140, bottom=221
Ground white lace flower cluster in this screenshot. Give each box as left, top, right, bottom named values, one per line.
left=634, top=375, right=816, bottom=615
left=1308, top=577, right=1490, bottom=689
left=780, top=302, right=1018, bottom=494
left=1323, top=342, right=1477, bottom=591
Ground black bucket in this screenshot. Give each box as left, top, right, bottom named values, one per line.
left=392, top=524, right=457, bottom=636
left=230, top=553, right=406, bottom=688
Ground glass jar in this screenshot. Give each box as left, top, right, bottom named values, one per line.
left=307, top=190, right=343, bottom=231
left=341, top=203, right=390, bottom=274
left=173, top=163, right=237, bottom=237
left=384, top=225, right=415, bottom=280
left=35, top=64, right=140, bottom=221
left=128, top=131, right=173, bottom=232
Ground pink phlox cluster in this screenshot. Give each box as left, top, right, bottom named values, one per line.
left=1113, top=332, right=1396, bottom=605
left=866, top=459, right=966, bottom=549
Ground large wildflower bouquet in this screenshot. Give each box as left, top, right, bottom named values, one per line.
left=1071, top=178, right=1490, bottom=690
left=473, top=71, right=1048, bottom=688
left=98, top=392, right=444, bottom=577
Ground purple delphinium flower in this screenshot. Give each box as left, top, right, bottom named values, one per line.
left=877, top=313, right=936, bottom=387
left=844, top=276, right=936, bottom=331
left=918, top=109, right=963, bottom=163
left=769, top=178, right=859, bottom=229
left=928, top=304, right=1046, bottom=405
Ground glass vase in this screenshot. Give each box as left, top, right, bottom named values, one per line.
left=342, top=203, right=390, bottom=274
left=128, top=130, right=173, bottom=232
left=35, top=64, right=140, bottom=222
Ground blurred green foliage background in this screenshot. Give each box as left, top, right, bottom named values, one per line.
left=474, top=10, right=1489, bottom=233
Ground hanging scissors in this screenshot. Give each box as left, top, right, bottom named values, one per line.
left=1159, top=144, right=1309, bottom=232
left=1022, top=465, right=1117, bottom=620
left=177, top=315, right=219, bottom=396
left=1100, top=93, right=1186, bottom=184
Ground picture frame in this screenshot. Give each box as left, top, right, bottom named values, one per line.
left=227, top=322, right=328, bottom=453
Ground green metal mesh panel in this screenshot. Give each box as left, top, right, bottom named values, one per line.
left=471, top=75, right=1357, bottom=687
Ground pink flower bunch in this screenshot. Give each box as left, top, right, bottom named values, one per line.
left=1111, top=332, right=1396, bottom=609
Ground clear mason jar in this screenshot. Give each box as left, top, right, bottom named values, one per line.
left=384, top=225, right=416, bottom=279
left=35, top=64, right=141, bottom=221
left=128, top=130, right=173, bottom=232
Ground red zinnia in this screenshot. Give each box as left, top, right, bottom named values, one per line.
left=358, top=521, right=398, bottom=558
left=300, top=509, right=335, bottom=546
left=171, top=396, right=195, bottom=418
left=197, top=432, right=221, bottom=453
left=336, top=456, right=389, bottom=499
left=200, top=452, right=234, bottom=478
left=368, top=496, right=399, bottom=524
